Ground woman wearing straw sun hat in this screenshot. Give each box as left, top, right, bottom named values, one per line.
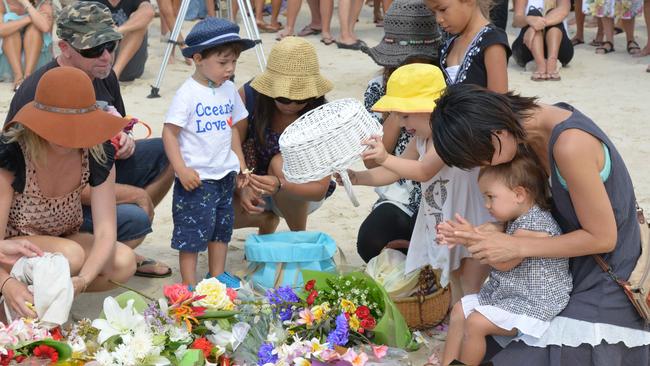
left=233, top=37, right=334, bottom=234
left=356, top=0, right=442, bottom=263
left=0, top=66, right=137, bottom=319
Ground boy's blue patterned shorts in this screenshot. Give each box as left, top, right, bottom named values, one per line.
left=171, top=172, right=236, bottom=253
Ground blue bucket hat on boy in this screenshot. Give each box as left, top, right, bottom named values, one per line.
left=182, top=17, right=256, bottom=58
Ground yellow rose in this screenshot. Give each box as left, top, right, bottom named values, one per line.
left=348, top=315, right=360, bottom=331
left=193, top=278, right=235, bottom=310
left=340, top=299, right=357, bottom=314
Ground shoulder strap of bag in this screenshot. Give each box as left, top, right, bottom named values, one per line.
left=594, top=203, right=646, bottom=286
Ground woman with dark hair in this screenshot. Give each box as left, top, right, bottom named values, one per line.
left=429, top=83, right=650, bottom=365
left=234, top=37, right=334, bottom=233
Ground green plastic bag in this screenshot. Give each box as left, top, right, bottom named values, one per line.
left=301, top=270, right=418, bottom=351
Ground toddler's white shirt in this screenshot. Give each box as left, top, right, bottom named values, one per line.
left=165, top=78, right=248, bottom=180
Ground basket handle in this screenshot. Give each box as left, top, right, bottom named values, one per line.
left=337, top=170, right=360, bottom=207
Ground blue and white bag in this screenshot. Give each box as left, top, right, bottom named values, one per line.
left=243, top=231, right=338, bottom=290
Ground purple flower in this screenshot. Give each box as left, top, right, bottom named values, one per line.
left=266, top=286, right=300, bottom=321
left=143, top=301, right=174, bottom=332
left=257, top=342, right=278, bottom=365
left=327, top=313, right=349, bottom=347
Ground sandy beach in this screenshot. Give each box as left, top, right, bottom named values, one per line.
left=1, top=3, right=650, bottom=362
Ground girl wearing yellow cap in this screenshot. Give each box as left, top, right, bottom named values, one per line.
left=346, top=63, right=491, bottom=307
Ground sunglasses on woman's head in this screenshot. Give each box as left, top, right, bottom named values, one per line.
left=74, top=41, right=118, bottom=59
left=275, top=97, right=315, bottom=105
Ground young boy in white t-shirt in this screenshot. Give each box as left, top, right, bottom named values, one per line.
left=162, top=18, right=255, bottom=287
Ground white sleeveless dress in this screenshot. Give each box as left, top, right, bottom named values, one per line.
left=405, top=136, right=492, bottom=286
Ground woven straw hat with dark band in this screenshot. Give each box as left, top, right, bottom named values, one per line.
left=251, top=37, right=333, bottom=100
left=363, top=0, right=442, bottom=68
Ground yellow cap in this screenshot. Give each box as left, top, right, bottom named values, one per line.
left=372, top=63, right=447, bottom=113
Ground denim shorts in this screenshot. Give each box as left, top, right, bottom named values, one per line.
left=263, top=196, right=324, bottom=218
left=80, top=138, right=168, bottom=242
left=171, top=172, right=236, bottom=253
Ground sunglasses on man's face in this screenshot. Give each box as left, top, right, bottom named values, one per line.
left=74, top=41, right=118, bottom=59
left=275, top=97, right=315, bottom=105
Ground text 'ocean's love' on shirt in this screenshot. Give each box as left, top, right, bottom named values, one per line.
left=165, top=78, right=248, bottom=180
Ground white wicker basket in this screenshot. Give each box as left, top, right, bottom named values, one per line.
left=279, top=98, right=383, bottom=206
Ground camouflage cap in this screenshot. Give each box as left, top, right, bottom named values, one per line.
left=56, top=1, right=123, bottom=50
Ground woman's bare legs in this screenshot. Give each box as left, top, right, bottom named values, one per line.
left=596, top=16, right=615, bottom=53
left=337, top=0, right=364, bottom=45
left=22, top=24, right=43, bottom=78
left=545, top=27, right=563, bottom=79
left=269, top=0, right=283, bottom=28
left=320, top=0, right=334, bottom=42
left=277, top=0, right=302, bottom=38
left=67, top=233, right=136, bottom=292
left=636, top=0, right=650, bottom=55
left=524, top=27, right=547, bottom=79
left=2, top=30, right=25, bottom=90
left=572, top=0, right=585, bottom=43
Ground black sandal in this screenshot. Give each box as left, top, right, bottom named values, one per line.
left=135, top=258, right=172, bottom=278
left=627, top=40, right=641, bottom=55
left=596, top=41, right=615, bottom=54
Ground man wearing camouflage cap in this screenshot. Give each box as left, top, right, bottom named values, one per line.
left=87, top=0, right=154, bottom=82
left=6, top=1, right=174, bottom=278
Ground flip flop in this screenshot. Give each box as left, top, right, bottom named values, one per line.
left=531, top=71, right=548, bottom=81
left=256, top=22, right=277, bottom=33
left=297, top=25, right=322, bottom=36
left=336, top=39, right=366, bottom=50
left=135, top=258, right=172, bottom=278
left=320, top=37, right=335, bottom=45
left=646, top=65, right=650, bottom=73
left=571, top=38, right=584, bottom=46
left=589, top=39, right=603, bottom=47
left=275, top=32, right=294, bottom=41
left=547, top=71, right=561, bottom=81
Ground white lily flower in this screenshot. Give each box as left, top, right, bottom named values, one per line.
left=91, top=297, right=146, bottom=344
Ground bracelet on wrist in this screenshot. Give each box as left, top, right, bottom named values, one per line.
left=0, top=276, right=15, bottom=295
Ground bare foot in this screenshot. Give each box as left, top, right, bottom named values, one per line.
left=634, top=45, right=650, bottom=57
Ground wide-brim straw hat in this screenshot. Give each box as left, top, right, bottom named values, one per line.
left=5, top=67, right=128, bottom=148
left=363, top=0, right=442, bottom=68
left=250, top=37, right=333, bottom=100
left=182, top=17, right=256, bottom=58
left=372, top=64, right=446, bottom=113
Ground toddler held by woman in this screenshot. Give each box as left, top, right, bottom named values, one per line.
left=437, top=155, right=573, bottom=366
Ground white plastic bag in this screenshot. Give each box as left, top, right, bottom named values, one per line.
left=365, top=249, right=420, bottom=299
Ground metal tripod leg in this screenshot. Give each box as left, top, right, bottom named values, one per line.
left=236, top=0, right=266, bottom=71
left=147, top=0, right=265, bottom=98
left=148, top=0, right=192, bottom=98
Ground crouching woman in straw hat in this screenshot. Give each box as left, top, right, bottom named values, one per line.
left=0, top=66, right=136, bottom=319
left=234, top=37, right=334, bottom=233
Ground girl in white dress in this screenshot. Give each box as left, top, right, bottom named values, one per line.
left=345, top=63, right=491, bottom=304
